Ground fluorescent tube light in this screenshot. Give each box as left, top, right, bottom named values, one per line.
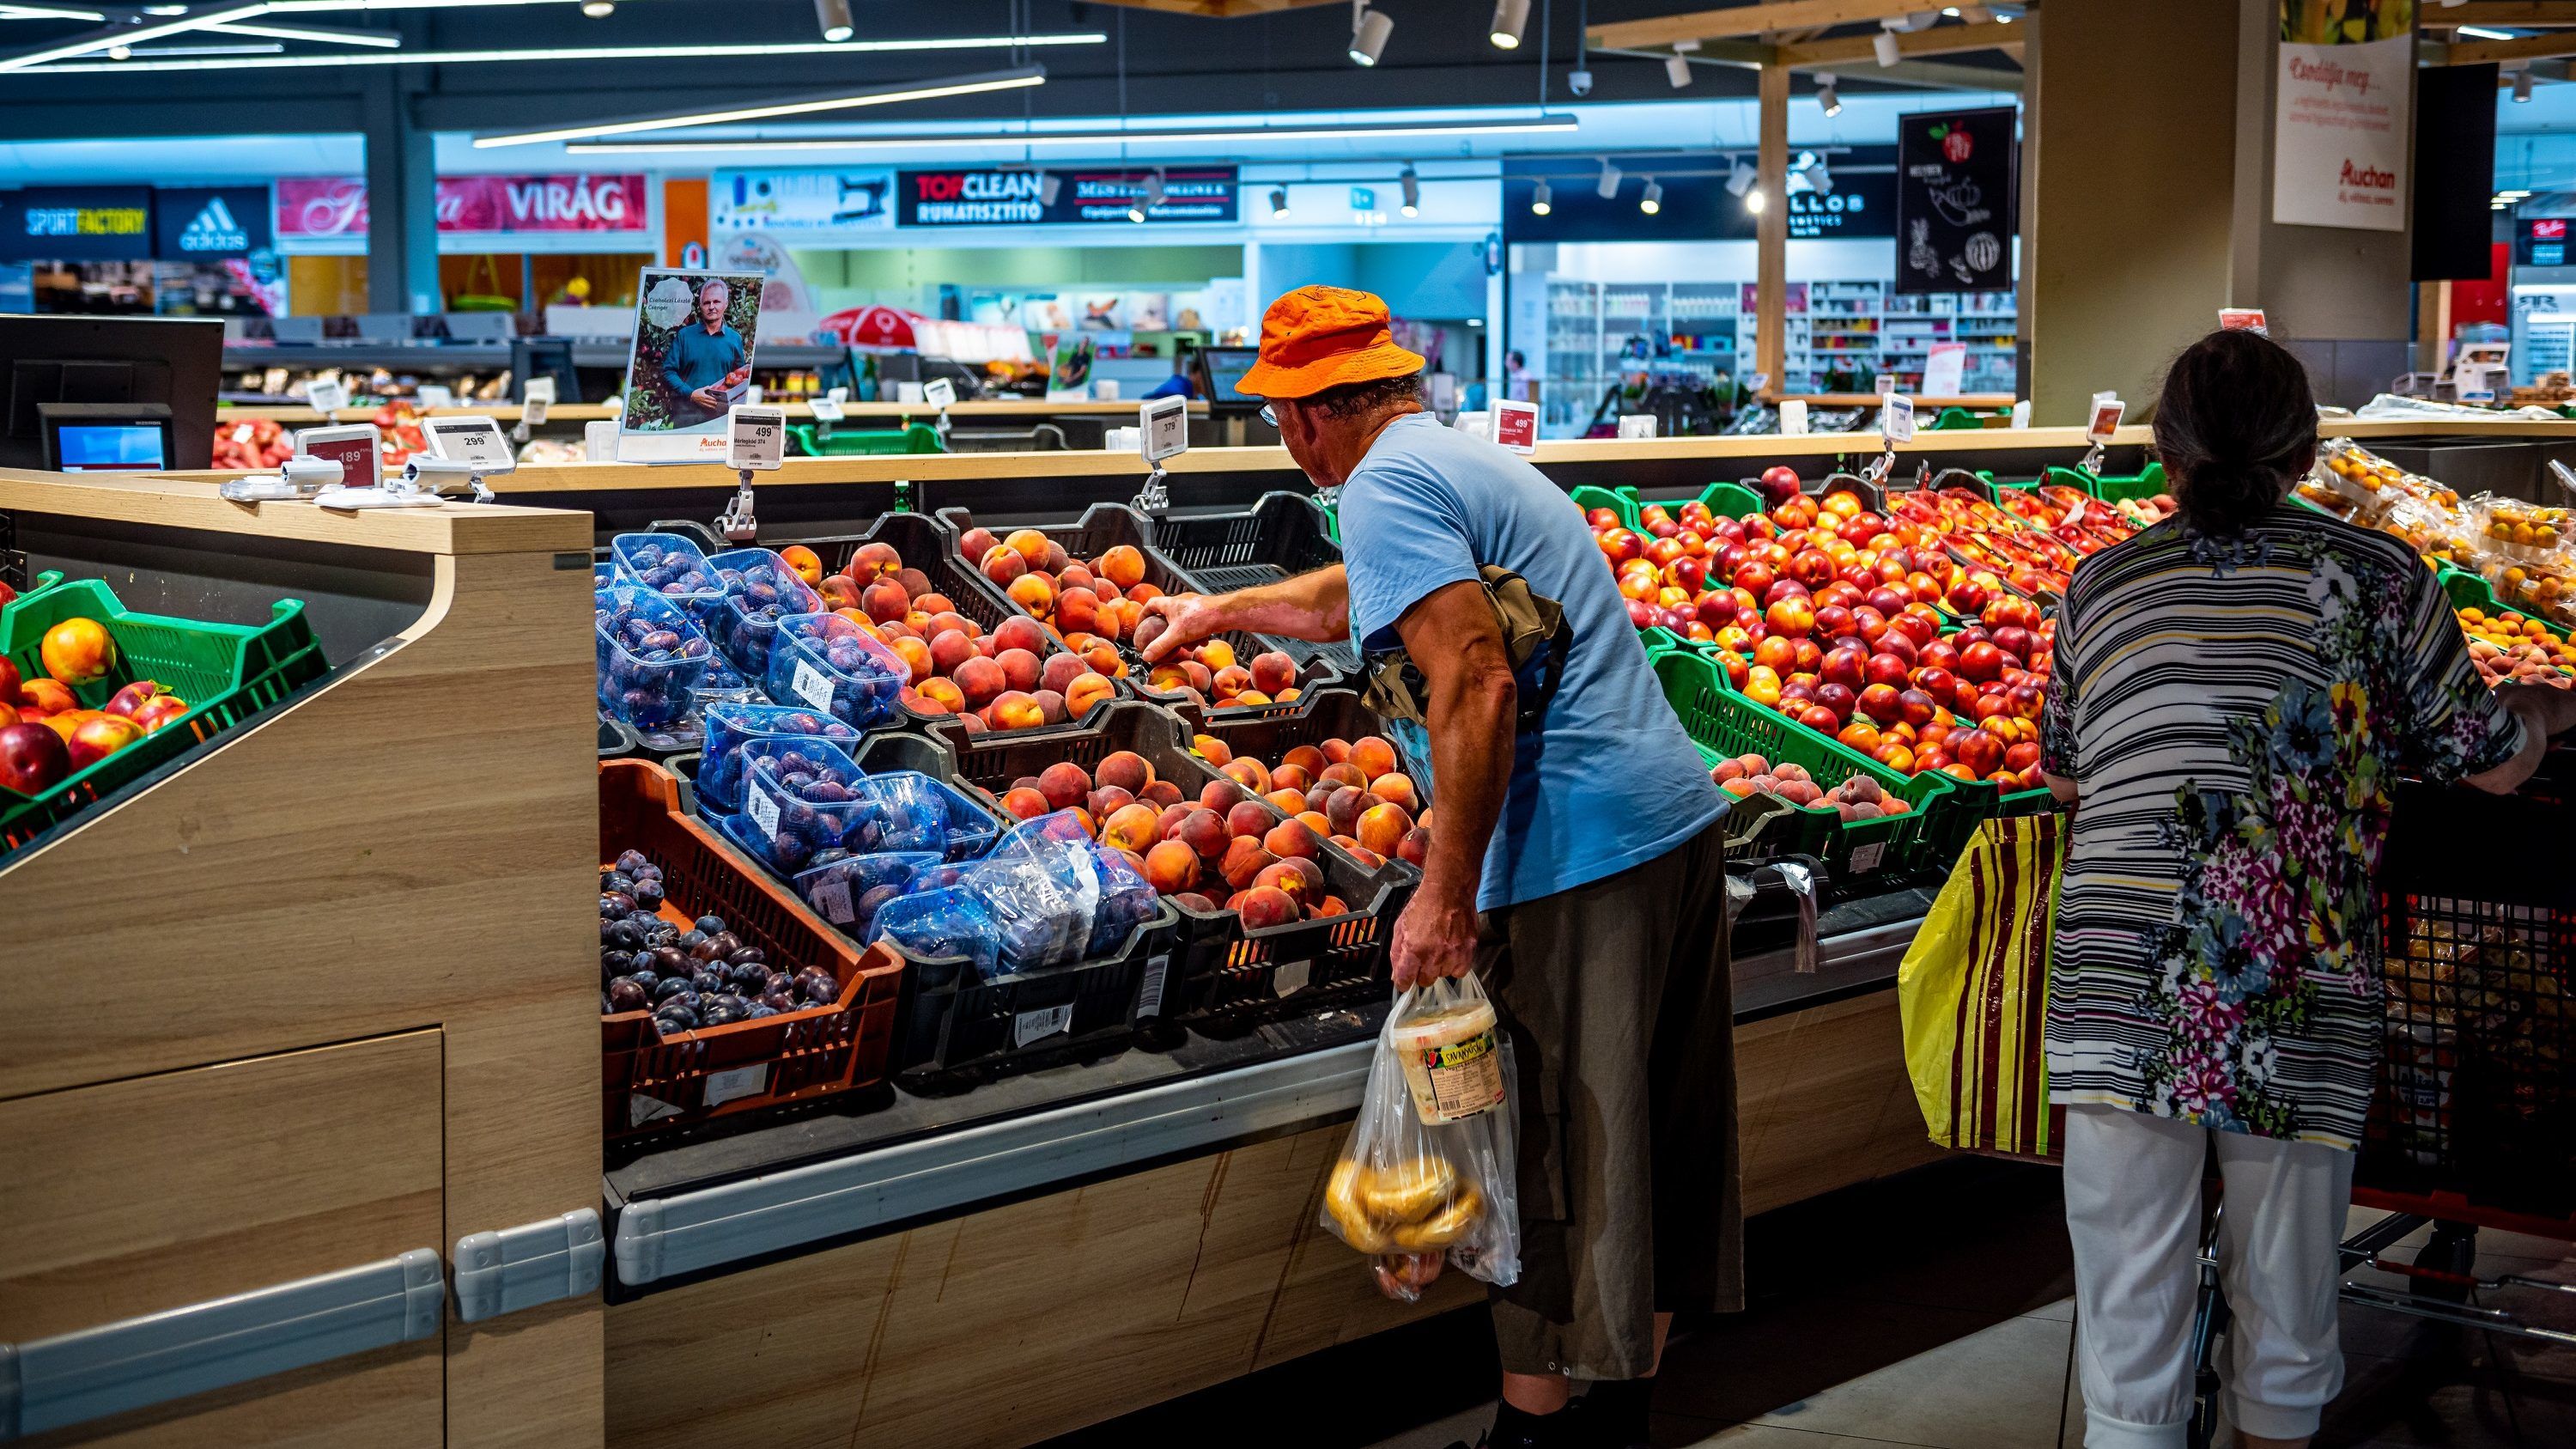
left=475, top=66, right=1045, bottom=147
left=0, top=4, right=107, bottom=20
left=0, top=0, right=264, bottom=70
left=127, top=40, right=285, bottom=55
left=33, top=33, right=1096, bottom=74
left=558, top=113, right=1582, bottom=155
left=2458, top=26, right=2517, bottom=40
left=204, top=20, right=401, bottom=46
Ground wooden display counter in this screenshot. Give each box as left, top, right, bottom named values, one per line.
left=221, top=399, right=1210, bottom=426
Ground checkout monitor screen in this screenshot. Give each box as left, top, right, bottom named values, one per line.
left=1197, top=346, right=1265, bottom=415
left=54, top=423, right=170, bottom=472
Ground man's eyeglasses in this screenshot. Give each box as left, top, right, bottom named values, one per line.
left=1259, top=404, right=1277, bottom=429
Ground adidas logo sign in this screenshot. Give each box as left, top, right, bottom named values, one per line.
left=179, top=196, right=249, bottom=253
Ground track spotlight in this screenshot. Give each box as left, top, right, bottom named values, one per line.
left=1817, top=77, right=1841, bottom=117
left=1793, top=150, right=1833, bottom=195
left=1595, top=158, right=1620, bottom=198
left=1639, top=178, right=1662, bottom=215
left=1725, top=157, right=1757, bottom=197
left=1489, top=0, right=1528, bottom=49
left=813, top=0, right=853, bottom=43
left=1040, top=172, right=1061, bottom=206
left=2516, top=69, right=2536, bottom=102
left=1745, top=186, right=1766, bottom=213
left=1145, top=169, right=1167, bottom=208
left=1874, top=28, right=1901, bottom=65
left=1349, top=2, right=1391, bottom=65
left=1269, top=186, right=1290, bottom=218
left=1530, top=179, right=1552, bottom=216
left=1399, top=164, right=1420, bottom=216
left=581, top=0, right=614, bottom=15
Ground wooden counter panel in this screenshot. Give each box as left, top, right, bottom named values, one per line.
left=19, top=1339, right=442, bottom=1449
left=1736, top=991, right=1943, bottom=1217
left=1252, top=1124, right=1480, bottom=1373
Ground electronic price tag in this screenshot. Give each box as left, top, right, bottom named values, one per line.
left=718, top=405, right=786, bottom=541
left=306, top=378, right=350, bottom=416
left=515, top=376, right=556, bottom=444
left=1616, top=414, right=1659, bottom=440
left=2218, top=307, right=2268, bottom=335
left=1492, top=399, right=1539, bottom=454
left=1881, top=393, right=1917, bottom=443
left=1746, top=371, right=1771, bottom=396
left=1130, top=394, right=1191, bottom=512
left=808, top=387, right=848, bottom=423
left=424, top=415, right=517, bottom=472
left=416, top=384, right=455, bottom=411
left=922, top=377, right=957, bottom=411
left=1874, top=374, right=1899, bottom=399
left=293, top=423, right=380, bottom=489
left=2077, top=392, right=2123, bottom=475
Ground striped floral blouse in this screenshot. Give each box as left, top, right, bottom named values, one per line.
left=2040, top=507, right=2524, bottom=1148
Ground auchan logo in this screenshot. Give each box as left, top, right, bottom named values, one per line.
left=2339, top=159, right=2394, bottom=191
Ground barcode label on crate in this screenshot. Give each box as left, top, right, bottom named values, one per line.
left=702, top=1062, right=770, bottom=1108
left=1849, top=841, right=1885, bottom=874
left=792, top=660, right=835, bottom=710
left=1273, top=959, right=1314, bottom=997
left=1137, top=953, right=1170, bottom=1018
left=629, top=1092, right=682, bottom=1129
left=746, top=785, right=781, bottom=840
left=1014, top=1003, right=1075, bottom=1047
left=810, top=878, right=854, bottom=923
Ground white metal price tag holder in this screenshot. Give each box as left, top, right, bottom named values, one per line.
left=923, top=376, right=957, bottom=444
left=513, top=376, right=556, bottom=445
left=717, top=405, right=787, bottom=541
left=1131, top=394, right=1190, bottom=514
left=2077, top=393, right=2124, bottom=477
left=1862, top=394, right=1915, bottom=487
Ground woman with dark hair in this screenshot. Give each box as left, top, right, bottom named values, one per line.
left=2041, top=329, right=2575, bottom=1449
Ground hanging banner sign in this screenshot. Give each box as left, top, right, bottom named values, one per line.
left=274, top=174, right=651, bottom=239
left=1894, top=107, right=2018, bottom=295
left=2272, top=11, right=2412, bottom=233
left=896, top=167, right=1237, bottom=227
left=712, top=170, right=895, bottom=234
left=154, top=186, right=272, bottom=259
left=0, top=186, right=153, bottom=261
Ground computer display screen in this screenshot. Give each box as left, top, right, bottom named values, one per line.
left=53, top=423, right=168, bottom=472
left=1197, top=346, right=1264, bottom=415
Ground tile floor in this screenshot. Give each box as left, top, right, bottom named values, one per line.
left=1039, top=1157, right=2576, bottom=1449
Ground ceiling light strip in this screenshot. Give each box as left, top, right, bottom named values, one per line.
left=204, top=20, right=401, bottom=46
left=0, top=0, right=266, bottom=71
left=0, top=4, right=108, bottom=21
left=19, top=32, right=1104, bottom=74
left=474, top=67, right=1048, bottom=148
left=559, top=114, right=1583, bottom=154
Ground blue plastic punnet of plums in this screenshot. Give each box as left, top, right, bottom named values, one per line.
left=792, top=849, right=942, bottom=932
left=696, top=547, right=825, bottom=678
left=610, top=533, right=725, bottom=608
left=697, top=700, right=861, bottom=814
left=596, top=581, right=719, bottom=728
left=765, top=612, right=907, bottom=728
left=869, top=885, right=1001, bottom=977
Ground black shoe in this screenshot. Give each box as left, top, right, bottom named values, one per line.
left=1558, top=1391, right=1651, bottom=1449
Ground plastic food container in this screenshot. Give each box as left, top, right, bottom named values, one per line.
left=791, top=849, right=945, bottom=934
left=596, top=581, right=719, bottom=729
left=736, top=738, right=997, bottom=874
left=697, top=547, right=823, bottom=677
left=610, top=532, right=724, bottom=608
left=696, top=700, right=860, bottom=814
left=1390, top=995, right=1506, bottom=1124
left=765, top=612, right=908, bottom=729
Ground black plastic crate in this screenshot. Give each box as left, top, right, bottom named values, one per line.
left=1147, top=492, right=1358, bottom=676
left=2369, top=747, right=2576, bottom=1218
left=884, top=902, right=1177, bottom=1078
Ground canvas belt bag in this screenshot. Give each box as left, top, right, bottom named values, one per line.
left=1358, top=564, right=1571, bottom=736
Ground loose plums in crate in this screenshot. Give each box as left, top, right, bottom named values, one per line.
left=596, top=581, right=719, bottom=729
left=599, top=849, right=836, bottom=1037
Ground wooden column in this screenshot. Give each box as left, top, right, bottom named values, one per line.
left=2422, top=280, right=2456, bottom=373
left=1757, top=62, right=1791, bottom=394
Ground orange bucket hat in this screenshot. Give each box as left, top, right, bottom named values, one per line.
left=1235, top=285, right=1427, bottom=400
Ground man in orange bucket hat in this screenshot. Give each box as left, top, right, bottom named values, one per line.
left=1142, top=285, right=1739, bottom=1449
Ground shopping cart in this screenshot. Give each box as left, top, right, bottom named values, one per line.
left=2185, top=746, right=2576, bottom=1448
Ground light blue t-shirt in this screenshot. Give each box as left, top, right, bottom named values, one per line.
left=1339, top=413, right=1728, bottom=912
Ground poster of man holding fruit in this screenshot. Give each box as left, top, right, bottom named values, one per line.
left=620, top=269, right=766, bottom=436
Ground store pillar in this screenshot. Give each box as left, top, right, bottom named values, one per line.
left=1756, top=64, right=1789, bottom=393
left=362, top=74, right=440, bottom=315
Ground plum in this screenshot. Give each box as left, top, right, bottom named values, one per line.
left=607, top=978, right=648, bottom=1013
left=694, top=916, right=725, bottom=935
left=651, top=977, right=694, bottom=1003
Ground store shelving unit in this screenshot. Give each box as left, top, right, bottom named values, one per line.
left=1880, top=291, right=2020, bottom=395
left=1541, top=281, right=1745, bottom=438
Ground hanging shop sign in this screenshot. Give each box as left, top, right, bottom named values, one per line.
left=711, top=170, right=896, bottom=234
left=1502, top=153, right=1895, bottom=244
left=154, top=187, right=273, bottom=259
left=273, top=174, right=652, bottom=240
left=1893, top=108, right=2018, bottom=295
left=896, top=167, right=1237, bottom=227
left=2271, top=9, right=2412, bottom=232
left=0, top=186, right=155, bottom=262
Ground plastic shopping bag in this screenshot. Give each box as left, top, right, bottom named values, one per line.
left=1320, top=974, right=1520, bottom=1301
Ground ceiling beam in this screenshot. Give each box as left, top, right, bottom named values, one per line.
left=1777, top=19, right=2019, bottom=67
left=2446, top=29, right=2576, bottom=63
left=1078, top=0, right=1340, bottom=15
left=1589, top=0, right=1929, bottom=52
left=2427, top=2, right=2576, bottom=26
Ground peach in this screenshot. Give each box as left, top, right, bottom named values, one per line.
left=853, top=540, right=903, bottom=579
left=1303, top=783, right=1335, bottom=813
left=65, top=712, right=142, bottom=769
left=860, top=579, right=911, bottom=624
left=1200, top=778, right=1246, bottom=812
left=1088, top=785, right=1136, bottom=821
left=1007, top=573, right=1056, bottom=617
left=1199, top=639, right=1238, bottom=672
left=1181, top=661, right=1214, bottom=694
left=1035, top=689, right=1071, bottom=726
left=929, top=611, right=976, bottom=639
left=914, top=594, right=955, bottom=618
left=989, top=691, right=1047, bottom=731
left=1040, top=650, right=1090, bottom=694
left=999, top=786, right=1052, bottom=819
left=1005, top=528, right=1052, bottom=568
left=1271, top=855, right=1327, bottom=903
left=1193, top=734, right=1233, bottom=766
left=1263, top=819, right=1322, bottom=861
left=1249, top=651, right=1297, bottom=695
left=818, top=575, right=861, bottom=611
left=1270, top=762, right=1314, bottom=795
left=1314, top=897, right=1349, bottom=918
left=890, top=636, right=934, bottom=683
left=893, top=567, right=934, bottom=601
left=1127, top=582, right=1163, bottom=605
left=1324, top=786, right=1370, bottom=837
left=993, top=615, right=1048, bottom=656
left=1209, top=665, right=1253, bottom=700
left=1042, top=541, right=1069, bottom=573
left=1235, top=886, right=1299, bottom=930
left=1282, top=745, right=1328, bottom=778
left=1099, top=544, right=1147, bottom=589
left=1176, top=807, right=1231, bottom=860
left=1147, top=663, right=1193, bottom=694
left=1342, top=845, right=1386, bottom=871
left=1220, top=837, right=1278, bottom=891
left=1055, top=588, right=1099, bottom=636
left=1369, top=772, right=1419, bottom=813
left=1398, top=826, right=1431, bottom=866
left=1144, top=839, right=1200, bottom=894
left=1318, top=762, right=1365, bottom=789
left=952, top=655, right=1006, bottom=708
left=1083, top=642, right=1126, bottom=678
left=1139, top=779, right=1184, bottom=808
left=1357, top=801, right=1413, bottom=858
left=1066, top=673, right=1116, bottom=718
left=957, top=527, right=999, bottom=563
left=929, top=630, right=977, bottom=676
left=1321, top=737, right=1352, bottom=764
left=996, top=647, right=1043, bottom=694
left=1103, top=803, right=1163, bottom=853
left=1265, top=787, right=1307, bottom=815
left=918, top=677, right=966, bottom=714
left=1090, top=607, right=1124, bottom=644
left=1224, top=800, right=1273, bottom=840
left=1349, top=735, right=1398, bottom=782
left=1234, top=691, right=1273, bottom=709
left=1095, top=751, right=1154, bottom=795
left=1223, top=757, right=1273, bottom=795
left=1171, top=892, right=1218, bottom=915
left=1154, top=801, right=1194, bottom=838
left=1295, top=811, right=1334, bottom=839
left=1036, top=761, right=1093, bottom=810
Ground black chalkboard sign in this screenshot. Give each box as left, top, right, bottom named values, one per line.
left=1895, top=107, right=2019, bottom=295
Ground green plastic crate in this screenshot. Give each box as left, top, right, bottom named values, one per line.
left=788, top=422, right=945, bottom=457
left=2442, top=566, right=2573, bottom=643
left=1566, top=484, right=1634, bottom=531
left=1929, top=406, right=1990, bottom=430
left=1651, top=648, right=1959, bottom=880
left=1607, top=480, right=1768, bottom=533
left=1, top=579, right=327, bottom=854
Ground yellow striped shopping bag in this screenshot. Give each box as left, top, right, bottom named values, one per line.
left=1897, top=813, right=2069, bottom=1160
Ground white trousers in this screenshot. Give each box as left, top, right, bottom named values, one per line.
left=2062, top=1104, right=2356, bottom=1448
